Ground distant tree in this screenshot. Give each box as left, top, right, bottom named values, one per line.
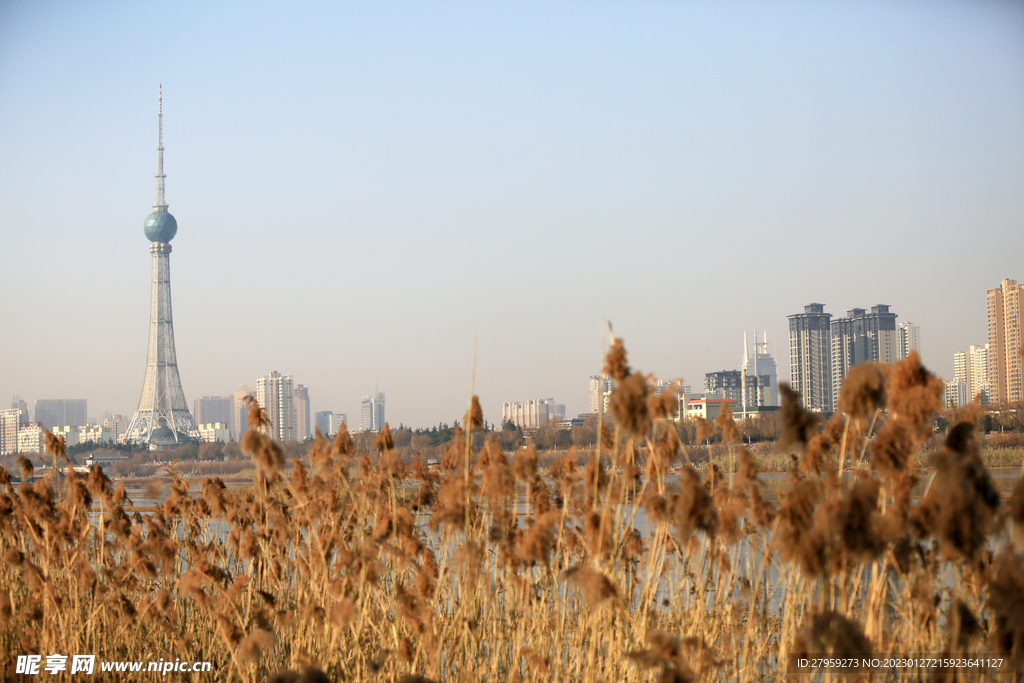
left=674, top=418, right=697, bottom=445
left=411, top=433, right=434, bottom=452
left=281, top=440, right=307, bottom=461
left=67, top=440, right=141, bottom=456
left=199, top=441, right=225, bottom=461
left=391, top=427, right=413, bottom=449
left=535, top=419, right=572, bottom=450
left=222, top=442, right=243, bottom=460
left=172, top=443, right=199, bottom=461
left=496, top=426, right=524, bottom=451
left=571, top=414, right=598, bottom=447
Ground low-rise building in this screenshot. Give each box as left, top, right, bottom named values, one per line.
left=78, top=425, right=115, bottom=443
left=82, top=452, right=128, bottom=470
left=50, top=425, right=83, bottom=447
left=684, top=398, right=737, bottom=422
left=199, top=422, right=232, bottom=443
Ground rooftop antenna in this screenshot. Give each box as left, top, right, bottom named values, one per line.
left=154, top=84, right=167, bottom=211
left=741, top=330, right=748, bottom=419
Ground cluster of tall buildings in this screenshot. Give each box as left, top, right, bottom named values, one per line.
left=197, top=374, right=368, bottom=443
left=1, top=398, right=132, bottom=455
left=788, top=304, right=920, bottom=413
left=700, top=331, right=780, bottom=412
left=948, top=278, right=1023, bottom=408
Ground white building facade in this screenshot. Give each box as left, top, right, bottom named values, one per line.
left=360, top=393, right=385, bottom=432
left=256, top=372, right=297, bottom=441
left=199, top=422, right=232, bottom=443
left=898, top=322, right=921, bottom=360
left=501, top=398, right=563, bottom=429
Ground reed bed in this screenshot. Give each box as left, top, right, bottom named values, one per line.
left=2, top=345, right=1024, bottom=682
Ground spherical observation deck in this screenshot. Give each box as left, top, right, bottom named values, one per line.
left=144, top=209, right=178, bottom=242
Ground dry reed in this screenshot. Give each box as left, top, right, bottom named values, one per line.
left=1, top=342, right=1021, bottom=681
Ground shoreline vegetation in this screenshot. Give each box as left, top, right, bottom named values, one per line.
left=12, top=439, right=1023, bottom=488
left=2, top=343, right=1024, bottom=681
left=72, top=445, right=1024, bottom=492
left=108, top=451, right=1023, bottom=497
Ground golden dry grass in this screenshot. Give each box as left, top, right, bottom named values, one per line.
left=2, top=345, right=1024, bottom=681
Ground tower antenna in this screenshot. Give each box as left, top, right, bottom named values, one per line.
left=155, top=85, right=167, bottom=210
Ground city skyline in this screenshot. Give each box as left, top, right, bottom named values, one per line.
left=2, top=2, right=1022, bottom=427
left=6, top=282, right=1022, bottom=432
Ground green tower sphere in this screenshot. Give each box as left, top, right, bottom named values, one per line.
left=144, top=209, right=178, bottom=242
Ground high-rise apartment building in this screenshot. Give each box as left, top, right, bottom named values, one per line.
left=102, top=414, right=129, bottom=443
left=898, top=322, right=921, bottom=360
left=788, top=304, right=833, bottom=412
left=945, top=379, right=970, bottom=410
left=315, top=411, right=349, bottom=436
left=233, top=384, right=255, bottom=440
left=10, top=397, right=29, bottom=424
left=314, top=411, right=331, bottom=436
left=954, top=344, right=991, bottom=405
left=0, top=408, right=21, bottom=456
left=294, top=385, right=311, bottom=441
left=360, top=393, right=386, bottom=432
left=589, top=376, right=613, bottom=414
left=704, top=370, right=771, bottom=409
left=987, top=278, right=1024, bottom=404
left=970, top=345, right=991, bottom=404
left=705, top=371, right=742, bottom=402
left=34, top=399, right=88, bottom=430
left=830, top=305, right=899, bottom=410
left=256, top=372, right=297, bottom=441
left=330, top=413, right=348, bottom=435
left=742, top=331, right=779, bottom=405
left=193, top=397, right=234, bottom=438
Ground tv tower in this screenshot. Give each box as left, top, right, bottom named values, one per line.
left=124, top=86, right=201, bottom=447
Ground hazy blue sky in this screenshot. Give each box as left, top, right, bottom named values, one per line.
left=1, top=1, right=1022, bottom=428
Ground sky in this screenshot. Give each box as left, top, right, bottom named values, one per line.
left=1, top=0, right=1022, bottom=429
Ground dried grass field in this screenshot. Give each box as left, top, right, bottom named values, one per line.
left=3, top=342, right=1024, bottom=682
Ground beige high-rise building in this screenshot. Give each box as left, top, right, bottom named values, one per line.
left=0, top=408, right=21, bottom=456
left=589, top=375, right=613, bottom=415
left=954, top=344, right=990, bottom=404
left=294, top=384, right=311, bottom=441
left=897, top=322, right=921, bottom=360
left=987, top=279, right=1024, bottom=404
left=233, top=384, right=255, bottom=440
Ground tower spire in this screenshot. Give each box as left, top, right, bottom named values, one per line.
left=154, top=84, right=167, bottom=211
